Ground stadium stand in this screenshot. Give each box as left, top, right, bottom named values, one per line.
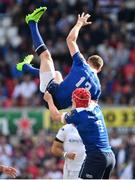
left=0, top=0, right=135, bottom=179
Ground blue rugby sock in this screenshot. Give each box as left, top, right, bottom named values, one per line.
left=23, top=64, right=39, bottom=76
left=29, top=21, right=47, bottom=55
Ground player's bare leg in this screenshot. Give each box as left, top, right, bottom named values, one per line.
left=25, top=7, right=63, bottom=92
left=55, top=71, right=63, bottom=83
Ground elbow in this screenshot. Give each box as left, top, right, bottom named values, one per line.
left=66, top=35, right=75, bottom=44
left=51, top=145, right=58, bottom=156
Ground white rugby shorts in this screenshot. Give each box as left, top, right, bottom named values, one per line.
left=40, top=71, right=55, bottom=93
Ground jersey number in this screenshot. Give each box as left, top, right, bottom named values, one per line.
left=96, top=120, right=104, bottom=132
left=76, top=77, right=91, bottom=90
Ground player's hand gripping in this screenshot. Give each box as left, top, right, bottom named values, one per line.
left=65, top=152, right=76, bottom=160
left=77, top=12, right=92, bottom=27
left=2, top=165, right=17, bottom=178
left=44, top=91, right=52, bottom=102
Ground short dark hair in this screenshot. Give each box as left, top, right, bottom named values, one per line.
left=87, top=55, right=103, bottom=70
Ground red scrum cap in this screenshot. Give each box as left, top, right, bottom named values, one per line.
left=72, top=88, right=91, bottom=108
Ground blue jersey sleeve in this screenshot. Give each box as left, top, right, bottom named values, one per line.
left=73, top=52, right=86, bottom=66
left=64, top=109, right=80, bottom=125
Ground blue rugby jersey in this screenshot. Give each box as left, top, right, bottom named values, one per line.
left=52, top=52, right=101, bottom=109
left=64, top=104, right=111, bottom=153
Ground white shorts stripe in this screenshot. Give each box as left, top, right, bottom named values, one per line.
left=40, top=71, right=55, bottom=93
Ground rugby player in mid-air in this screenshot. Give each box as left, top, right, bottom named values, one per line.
left=44, top=88, right=115, bottom=179
left=17, top=7, right=103, bottom=110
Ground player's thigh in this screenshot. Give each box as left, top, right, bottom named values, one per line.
left=39, top=71, right=55, bottom=93
left=40, top=50, right=55, bottom=73
left=40, top=71, right=63, bottom=93
left=103, top=152, right=116, bottom=179
left=79, top=153, right=107, bottom=179
left=102, top=164, right=114, bottom=179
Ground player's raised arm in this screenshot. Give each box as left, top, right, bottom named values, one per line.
left=44, top=91, right=64, bottom=121
left=44, top=91, right=77, bottom=124
left=66, top=12, right=92, bottom=57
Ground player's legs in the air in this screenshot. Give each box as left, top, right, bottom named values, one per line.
left=25, top=7, right=63, bottom=93
left=16, top=54, right=39, bottom=76
left=16, top=55, right=63, bottom=82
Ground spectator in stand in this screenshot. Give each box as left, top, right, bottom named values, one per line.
left=129, top=45, right=135, bottom=64
left=12, top=74, right=37, bottom=106
left=120, top=148, right=135, bottom=179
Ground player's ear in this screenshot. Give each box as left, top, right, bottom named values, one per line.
left=72, top=99, right=76, bottom=108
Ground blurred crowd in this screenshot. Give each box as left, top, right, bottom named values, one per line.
left=0, top=0, right=135, bottom=107
left=0, top=129, right=134, bottom=179
left=0, top=130, right=63, bottom=179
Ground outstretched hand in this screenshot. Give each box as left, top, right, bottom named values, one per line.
left=77, top=12, right=92, bottom=26
left=2, top=166, right=17, bottom=178
left=65, top=152, right=76, bottom=160
left=44, top=91, right=52, bottom=102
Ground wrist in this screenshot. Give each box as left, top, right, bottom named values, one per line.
left=61, top=112, right=67, bottom=124
left=76, top=21, right=83, bottom=27
left=63, top=152, right=67, bottom=158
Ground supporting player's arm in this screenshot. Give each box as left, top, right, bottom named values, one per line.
left=44, top=91, right=65, bottom=121
left=66, top=12, right=92, bottom=57
left=0, top=165, right=17, bottom=178
left=44, top=91, right=79, bottom=125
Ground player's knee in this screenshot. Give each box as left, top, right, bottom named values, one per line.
left=55, top=71, right=63, bottom=83
left=55, top=71, right=62, bottom=78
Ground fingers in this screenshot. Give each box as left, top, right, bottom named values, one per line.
left=72, top=154, right=76, bottom=160
left=10, top=172, right=17, bottom=178
left=77, top=12, right=92, bottom=27
left=45, top=91, right=49, bottom=94
left=73, top=152, right=76, bottom=159
left=5, top=167, right=17, bottom=178
left=85, top=14, right=91, bottom=20
left=81, top=12, right=85, bottom=17
left=80, top=12, right=91, bottom=18
left=85, top=21, right=92, bottom=25
left=44, top=91, right=49, bottom=97
left=70, top=153, right=76, bottom=160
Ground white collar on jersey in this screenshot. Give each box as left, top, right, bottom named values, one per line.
left=90, top=66, right=98, bottom=74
